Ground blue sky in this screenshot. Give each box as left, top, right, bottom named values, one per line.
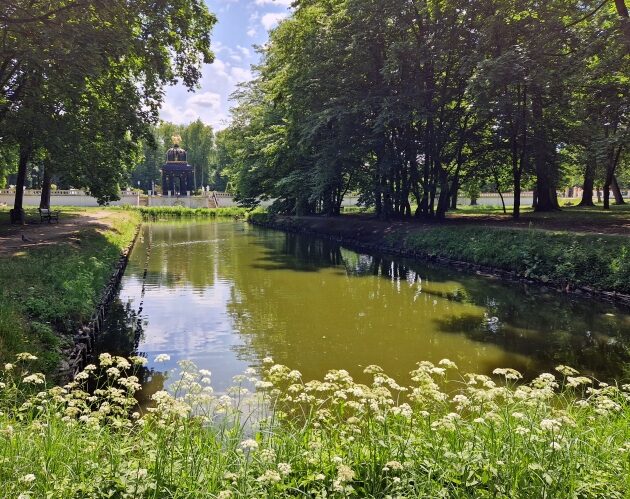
left=160, top=0, right=292, bottom=130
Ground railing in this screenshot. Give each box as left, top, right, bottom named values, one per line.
left=0, top=189, right=139, bottom=197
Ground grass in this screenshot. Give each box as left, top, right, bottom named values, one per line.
left=129, top=206, right=253, bottom=220
left=0, top=209, right=140, bottom=374
left=395, top=226, right=630, bottom=294
left=1, top=354, right=630, bottom=497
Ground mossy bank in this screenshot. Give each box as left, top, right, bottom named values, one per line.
left=249, top=213, right=630, bottom=303
left=0, top=209, right=141, bottom=375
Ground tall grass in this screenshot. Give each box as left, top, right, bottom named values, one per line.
left=2, top=353, right=629, bottom=497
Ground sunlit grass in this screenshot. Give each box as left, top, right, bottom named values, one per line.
left=0, top=210, right=141, bottom=373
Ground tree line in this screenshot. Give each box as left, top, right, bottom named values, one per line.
left=219, top=0, right=630, bottom=219
left=1, top=1, right=216, bottom=222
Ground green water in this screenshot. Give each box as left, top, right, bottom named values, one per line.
left=99, top=220, right=630, bottom=396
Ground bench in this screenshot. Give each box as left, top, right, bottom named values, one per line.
left=39, top=207, right=60, bottom=224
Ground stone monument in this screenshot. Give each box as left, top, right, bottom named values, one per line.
left=162, top=135, right=194, bottom=196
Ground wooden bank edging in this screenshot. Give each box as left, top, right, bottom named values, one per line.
left=59, top=223, right=142, bottom=379
left=250, top=217, right=630, bottom=308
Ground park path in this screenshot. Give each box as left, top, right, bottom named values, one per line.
left=0, top=210, right=114, bottom=256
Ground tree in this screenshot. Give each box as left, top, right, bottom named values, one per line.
left=181, top=119, right=215, bottom=190
left=2, top=0, right=216, bottom=222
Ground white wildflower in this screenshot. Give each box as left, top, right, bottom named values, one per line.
left=493, top=368, right=522, bottom=380
left=438, top=359, right=458, bottom=369
left=22, top=373, right=45, bottom=385
left=336, top=465, right=355, bottom=483
left=566, top=376, right=592, bottom=388
left=540, top=418, right=562, bottom=432
left=277, top=462, right=292, bottom=476
left=154, top=354, right=170, bottom=363
left=555, top=365, right=579, bottom=376
left=256, top=470, right=281, bottom=484
left=383, top=461, right=403, bottom=472
left=98, top=353, right=113, bottom=366
left=240, top=439, right=259, bottom=451
left=16, top=353, right=38, bottom=361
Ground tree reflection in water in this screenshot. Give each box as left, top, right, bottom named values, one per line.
left=98, top=222, right=630, bottom=395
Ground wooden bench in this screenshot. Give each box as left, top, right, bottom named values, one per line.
left=38, top=207, right=60, bottom=224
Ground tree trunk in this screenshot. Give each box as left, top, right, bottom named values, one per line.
left=513, top=173, right=521, bottom=219
left=579, top=157, right=595, bottom=206
left=603, top=183, right=611, bottom=210
left=614, top=0, right=630, bottom=50
left=603, top=146, right=623, bottom=210
left=531, top=87, right=558, bottom=212
left=40, top=160, right=51, bottom=209
left=450, top=180, right=459, bottom=210
left=435, top=169, right=450, bottom=220
left=612, top=175, right=625, bottom=204
left=11, top=137, right=32, bottom=224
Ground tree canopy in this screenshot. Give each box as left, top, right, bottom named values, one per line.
left=218, top=0, right=630, bottom=218
left=1, top=0, right=216, bottom=219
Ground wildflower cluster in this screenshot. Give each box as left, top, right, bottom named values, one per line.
left=1, top=353, right=630, bottom=497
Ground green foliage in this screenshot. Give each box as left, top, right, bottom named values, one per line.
left=0, top=210, right=140, bottom=373
left=1, top=0, right=217, bottom=210
left=400, top=229, right=630, bottom=293
left=2, top=355, right=630, bottom=497
left=218, top=0, right=629, bottom=218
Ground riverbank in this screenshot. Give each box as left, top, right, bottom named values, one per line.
left=249, top=212, right=630, bottom=302
left=2, top=354, right=629, bottom=497
left=0, top=208, right=141, bottom=375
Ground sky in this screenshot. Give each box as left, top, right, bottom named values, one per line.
left=159, top=0, right=292, bottom=131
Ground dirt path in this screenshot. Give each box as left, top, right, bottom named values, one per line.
left=0, top=210, right=115, bottom=256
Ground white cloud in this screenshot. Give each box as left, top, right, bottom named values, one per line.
left=230, top=66, right=253, bottom=83
left=261, top=12, right=288, bottom=30
left=247, top=28, right=257, bottom=37
left=187, top=92, right=222, bottom=111
left=237, top=45, right=251, bottom=58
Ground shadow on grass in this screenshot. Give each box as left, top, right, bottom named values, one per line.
left=0, top=210, right=139, bottom=375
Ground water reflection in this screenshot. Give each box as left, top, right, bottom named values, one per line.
left=99, top=221, right=630, bottom=392
left=95, top=298, right=167, bottom=406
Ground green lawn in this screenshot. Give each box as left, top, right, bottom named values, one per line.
left=0, top=208, right=140, bottom=375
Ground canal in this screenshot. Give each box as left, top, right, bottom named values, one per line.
left=98, top=220, right=630, bottom=398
